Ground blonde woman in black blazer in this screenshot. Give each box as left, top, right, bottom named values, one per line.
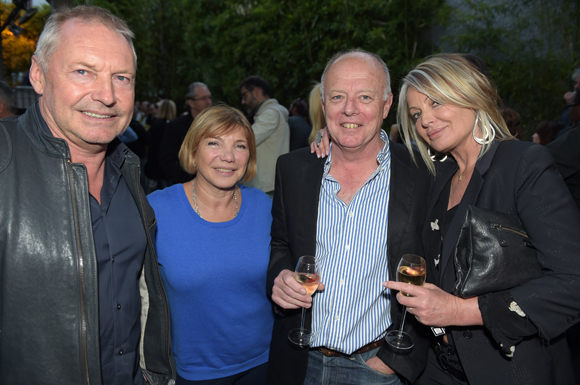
left=386, top=54, right=580, bottom=385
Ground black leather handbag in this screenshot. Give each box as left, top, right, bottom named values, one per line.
left=453, top=206, right=542, bottom=298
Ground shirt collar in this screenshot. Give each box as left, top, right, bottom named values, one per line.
left=323, top=130, right=391, bottom=177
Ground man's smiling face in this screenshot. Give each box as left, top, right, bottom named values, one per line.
left=31, top=19, right=136, bottom=152
left=322, top=54, right=392, bottom=153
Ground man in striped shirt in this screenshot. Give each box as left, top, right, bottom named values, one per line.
left=267, top=50, right=431, bottom=385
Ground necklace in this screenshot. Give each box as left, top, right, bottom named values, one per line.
left=192, top=178, right=238, bottom=219
left=457, top=167, right=475, bottom=181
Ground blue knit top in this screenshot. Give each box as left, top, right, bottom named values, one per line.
left=148, top=184, right=274, bottom=381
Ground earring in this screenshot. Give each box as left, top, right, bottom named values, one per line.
left=428, top=147, right=448, bottom=162
left=472, top=114, right=496, bottom=145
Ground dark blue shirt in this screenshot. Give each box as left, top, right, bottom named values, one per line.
left=39, top=107, right=147, bottom=385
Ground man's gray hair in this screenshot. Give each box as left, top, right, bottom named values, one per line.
left=320, top=49, right=391, bottom=102
left=186, top=82, right=209, bottom=100
left=34, top=5, right=136, bottom=73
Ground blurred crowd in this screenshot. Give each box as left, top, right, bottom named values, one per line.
left=3, top=64, right=580, bottom=196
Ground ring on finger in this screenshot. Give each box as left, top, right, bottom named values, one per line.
left=315, top=130, right=323, bottom=146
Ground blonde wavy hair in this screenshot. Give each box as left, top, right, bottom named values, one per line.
left=158, top=99, right=176, bottom=121
left=397, top=53, right=513, bottom=174
left=179, top=105, right=257, bottom=183
left=308, top=83, right=326, bottom=144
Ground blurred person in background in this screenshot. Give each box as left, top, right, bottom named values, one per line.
left=532, top=120, right=564, bottom=145
left=240, top=75, right=289, bottom=194
left=146, top=99, right=176, bottom=191
left=547, top=90, right=580, bottom=206
left=137, top=100, right=150, bottom=125
left=146, top=102, right=159, bottom=127
left=0, top=81, right=15, bottom=118
left=500, top=107, right=523, bottom=139
left=561, top=68, right=580, bottom=125
left=160, top=82, right=212, bottom=184
left=288, top=98, right=311, bottom=151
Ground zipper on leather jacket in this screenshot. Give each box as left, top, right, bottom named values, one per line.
left=491, top=223, right=529, bottom=238
left=135, top=163, right=174, bottom=383
left=67, top=160, right=91, bottom=385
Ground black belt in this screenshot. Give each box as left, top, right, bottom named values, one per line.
left=433, top=342, right=468, bottom=382
left=318, top=340, right=384, bottom=357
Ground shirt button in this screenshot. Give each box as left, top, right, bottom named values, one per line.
left=340, top=279, right=345, bottom=285
left=119, top=350, right=124, bottom=355
left=117, top=304, right=121, bottom=310
left=334, top=315, right=340, bottom=321
left=568, top=316, right=575, bottom=324
left=345, top=245, right=350, bottom=251
left=348, top=212, right=354, bottom=218
left=463, top=330, right=472, bottom=339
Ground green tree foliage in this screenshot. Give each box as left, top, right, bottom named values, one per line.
left=85, top=0, right=446, bottom=120
left=185, top=0, right=445, bottom=109
left=441, top=0, right=580, bottom=138
left=1, top=3, right=51, bottom=85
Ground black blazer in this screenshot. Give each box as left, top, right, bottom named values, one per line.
left=159, top=112, right=194, bottom=184
left=266, top=143, right=432, bottom=385
left=423, top=140, right=580, bottom=385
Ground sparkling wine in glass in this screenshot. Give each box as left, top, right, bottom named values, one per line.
left=288, top=255, right=320, bottom=347
left=385, top=254, right=426, bottom=350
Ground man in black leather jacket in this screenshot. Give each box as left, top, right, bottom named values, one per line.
left=0, top=6, right=173, bottom=385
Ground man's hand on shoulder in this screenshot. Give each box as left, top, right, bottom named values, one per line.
left=565, top=91, right=576, bottom=105
left=366, top=356, right=396, bottom=375
left=271, top=269, right=324, bottom=309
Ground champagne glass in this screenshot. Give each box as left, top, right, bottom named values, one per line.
left=385, top=254, right=426, bottom=350
left=288, top=255, right=320, bottom=347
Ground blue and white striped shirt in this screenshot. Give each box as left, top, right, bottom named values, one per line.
left=310, top=130, right=392, bottom=354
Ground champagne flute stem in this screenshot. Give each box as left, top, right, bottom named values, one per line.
left=300, top=306, right=307, bottom=332
left=398, top=306, right=408, bottom=335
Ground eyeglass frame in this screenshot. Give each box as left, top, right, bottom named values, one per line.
left=191, top=95, right=213, bottom=102
left=240, top=89, right=252, bottom=101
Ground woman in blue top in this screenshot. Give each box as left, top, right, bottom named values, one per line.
left=148, top=105, right=274, bottom=385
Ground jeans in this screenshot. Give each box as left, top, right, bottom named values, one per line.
left=303, top=346, right=405, bottom=385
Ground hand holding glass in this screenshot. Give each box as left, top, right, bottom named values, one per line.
left=385, top=254, right=426, bottom=350
left=288, top=255, right=320, bottom=347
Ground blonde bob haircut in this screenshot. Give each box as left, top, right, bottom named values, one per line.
left=178, top=105, right=257, bottom=183
left=397, top=53, right=513, bottom=175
